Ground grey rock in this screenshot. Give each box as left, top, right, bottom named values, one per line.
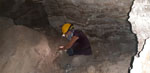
left=0, top=25, right=60, bottom=73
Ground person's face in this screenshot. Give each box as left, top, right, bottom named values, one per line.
left=65, top=31, right=71, bottom=38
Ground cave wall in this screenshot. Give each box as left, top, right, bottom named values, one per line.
left=128, top=0, right=150, bottom=73
left=0, top=0, right=141, bottom=73
left=0, top=18, right=61, bottom=73
left=0, top=0, right=137, bottom=61
left=129, top=0, right=150, bottom=53
left=44, top=0, right=134, bottom=34
left=44, top=0, right=136, bottom=57
left=0, top=0, right=58, bottom=37
left=0, top=0, right=15, bottom=16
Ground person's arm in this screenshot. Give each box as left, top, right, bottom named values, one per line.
left=60, top=36, right=79, bottom=50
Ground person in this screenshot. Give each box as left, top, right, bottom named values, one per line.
left=59, top=23, right=92, bottom=56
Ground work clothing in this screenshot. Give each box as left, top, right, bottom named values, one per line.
left=67, top=30, right=92, bottom=56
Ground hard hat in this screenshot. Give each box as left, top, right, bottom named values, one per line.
left=62, top=23, right=72, bottom=36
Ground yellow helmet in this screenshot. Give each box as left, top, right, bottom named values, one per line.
left=62, top=23, right=74, bottom=37
left=62, top=23, right=71, bottom=33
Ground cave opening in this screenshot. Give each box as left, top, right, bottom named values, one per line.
left=0, top=0, right=141, bottom=73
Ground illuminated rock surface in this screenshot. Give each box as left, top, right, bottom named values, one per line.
left=129, top=0, right=150, bottom=73
left=0, top=20, right=61, bottom=73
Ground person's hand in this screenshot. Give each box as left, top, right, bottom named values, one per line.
left=59, top=46, right=65, bottom=50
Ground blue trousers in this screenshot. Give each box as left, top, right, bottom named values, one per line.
left=66, top=48, right=74, bottom=56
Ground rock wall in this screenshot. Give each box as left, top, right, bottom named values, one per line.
left=129, top=0, right=150, bottom=53
left=0, top=0, right=137, bottom=58
left=128, top=0, right=150, bottom=72
left=0, top=0, right=139, bottom=73
left=0, top=0, right=15, bottom=16
left=0, top=18, right=61, bottom=73
left=0, top=0, right=58, bottom=37
left=44, top=0, right=134, bottom=34
left=43, top=0, right=137, bottom=58
left=130, top=38, right=150, bottom=73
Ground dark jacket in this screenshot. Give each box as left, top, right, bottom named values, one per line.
left=71, top=30, right=92, bottom=55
